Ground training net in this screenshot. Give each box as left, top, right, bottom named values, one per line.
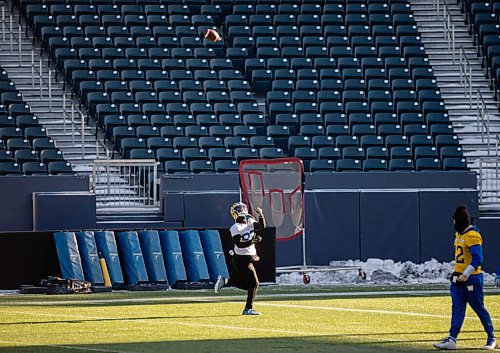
left=239, top=158, right=305, bottom=240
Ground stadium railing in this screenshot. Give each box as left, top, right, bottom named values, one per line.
left=459, top=45, right=474, bottom=108
left=92, top=158, right=159, bottom=213
left=476, top=89, right=492, bottom=155
left=479, top=155, right=500, bottom=207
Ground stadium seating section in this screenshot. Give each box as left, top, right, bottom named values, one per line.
left=16, top=0, right=468, bottom=173
left=0, top=68, right=73, bottom=175
left=459, top=0, right=500, bottom=97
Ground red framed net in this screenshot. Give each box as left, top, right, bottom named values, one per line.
left=239, top=158, right=305, bottom=241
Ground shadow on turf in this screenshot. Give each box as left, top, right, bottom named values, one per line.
left=0, top=334, right=491, bottom=353
left=0, top=314, right=241, bottom=326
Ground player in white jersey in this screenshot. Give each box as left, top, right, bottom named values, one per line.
left=214, top=202, right=266, bottom=315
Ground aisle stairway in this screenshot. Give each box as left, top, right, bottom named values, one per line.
left=409, top=0, right=500, bottom=213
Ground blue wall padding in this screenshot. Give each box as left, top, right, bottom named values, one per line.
left=158, top=230, right=187, bottom=286
left=75, top=231, right=104, bottom=285
left=53, top=232, right=85, bottom=280
left=115, top=231, right=149, bottom=285
left=94, top=231, right=124, bottom=287
left=178, top=230, right=210, bottom=282
left=199, top=230, right=229, bottom=282
left=138, top=230, right=168, bottom=284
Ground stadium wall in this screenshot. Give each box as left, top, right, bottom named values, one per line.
left=0, top=172, right=497, bottom=280
left=160, top=172, right=500, bottom=271
left=0, top=176, right=94, bottom=232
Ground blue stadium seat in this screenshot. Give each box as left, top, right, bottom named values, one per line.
left=336, top=159, right=362, bottom=172
left=214, top=160, right=239, bottom=173
left=443, top=158, right=468, bottom=171
left=190, top=159, right=215, bottom=173
left=416, top=158, right=441, bottom=171
left=310, top=159, right=335, bottom=172
left=363, top=159, right=388, bottom=172
left=47, top=161, right=74, bottom=175
left=389, top=158, right=414, bottom=171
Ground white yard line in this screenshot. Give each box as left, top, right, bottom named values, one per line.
left=1, top=288, right=498, bottom=306
left=258, top=302, right=500, bottom=322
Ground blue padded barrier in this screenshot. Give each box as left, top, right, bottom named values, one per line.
left=178, top=230, right=210, bottom=282
left=138, top=230, right=168, bottom=284
left=75, top=231, right=104, bottom=285
left=53, top=232, right=85, bottom=280
left=158, top=230, right=187, bottom=287
left=116, top=231, right=149, bottom=285
left=199, top=229, right=229, bottom=283
left=94, top=231, right=124, bottom=287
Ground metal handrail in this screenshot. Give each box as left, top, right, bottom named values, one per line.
left=62, top=92, right=110, bottom=160
left=434, top=0, right=441, bottom=19
left=443, top=2, right=456, bottom=64
left=92, top=159, right=159, bottom=210
left=476, top=90, right=491, bottom=155
left=62, top=92, right=87, bottom=159
left=95, top=137, right=110, bottom=160
left=459, top=46, right=473, bottom=108
left=0, top=8, right=23, bottom=65
left=496, top=134, right=500, bottom=157
left=478, top=156, right=500, bottom=207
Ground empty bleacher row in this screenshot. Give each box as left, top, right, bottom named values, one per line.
left=459, top=0, right=500, bottom=97
left=0, top=68, right=73, bottom=175
left=17, top=0, right=468, bottom=173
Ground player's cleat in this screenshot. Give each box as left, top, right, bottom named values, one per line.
left=214, top=275, right=224, bottom=294
left=242, top=309, right=261, bottom=316
left=482, top=337, right=497, bottom=350
left=433, top=337, right=457, bottom=350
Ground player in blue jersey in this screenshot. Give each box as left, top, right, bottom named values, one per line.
left=433, top=206, right=496, bottom=350
left=214, top=202, right=266, bottom=315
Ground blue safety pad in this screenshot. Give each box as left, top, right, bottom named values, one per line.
left=178, top=230, right=210, bottom=282
left=53, top=232, right=85, bottom=280
left=75, top=231, right=104, bottom=285
left=116, top=231, right=149, bottom=285
left=199, top=229, right=229, bottom=283
left=94, top=231, right=124, bottom=287
left=158, top=230, right=187, bottom=286
left=138, top=230, right=168, bottom=284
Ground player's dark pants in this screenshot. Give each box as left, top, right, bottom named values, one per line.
left=449, top=273, right=495, bottom=339
left=229, top=254, right=259, bottom=310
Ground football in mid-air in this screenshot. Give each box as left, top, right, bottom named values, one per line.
left=203, top=29, right=222, bottom=42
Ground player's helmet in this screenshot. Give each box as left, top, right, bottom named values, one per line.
left=230, top=202, right=248, bottom=221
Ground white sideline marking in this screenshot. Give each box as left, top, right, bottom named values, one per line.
left=258, top=302, right=500, bottom=322
left=0, top=288, right=500, bottom=306
left=2, top=288, right=498, bottom=306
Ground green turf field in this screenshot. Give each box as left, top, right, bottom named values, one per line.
left=0, top=285, right=498, bottom=353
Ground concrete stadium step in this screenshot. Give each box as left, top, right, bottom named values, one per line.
left=2, top=3, right=137, bottom=218
left=409, top=0, right=500, bottom=213
left=0, top=12, right=108, bottom=169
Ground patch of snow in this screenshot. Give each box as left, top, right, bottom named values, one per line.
left=276, top=258, right=497, bottom=285
left=0, top=290, right=19, bottom=295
